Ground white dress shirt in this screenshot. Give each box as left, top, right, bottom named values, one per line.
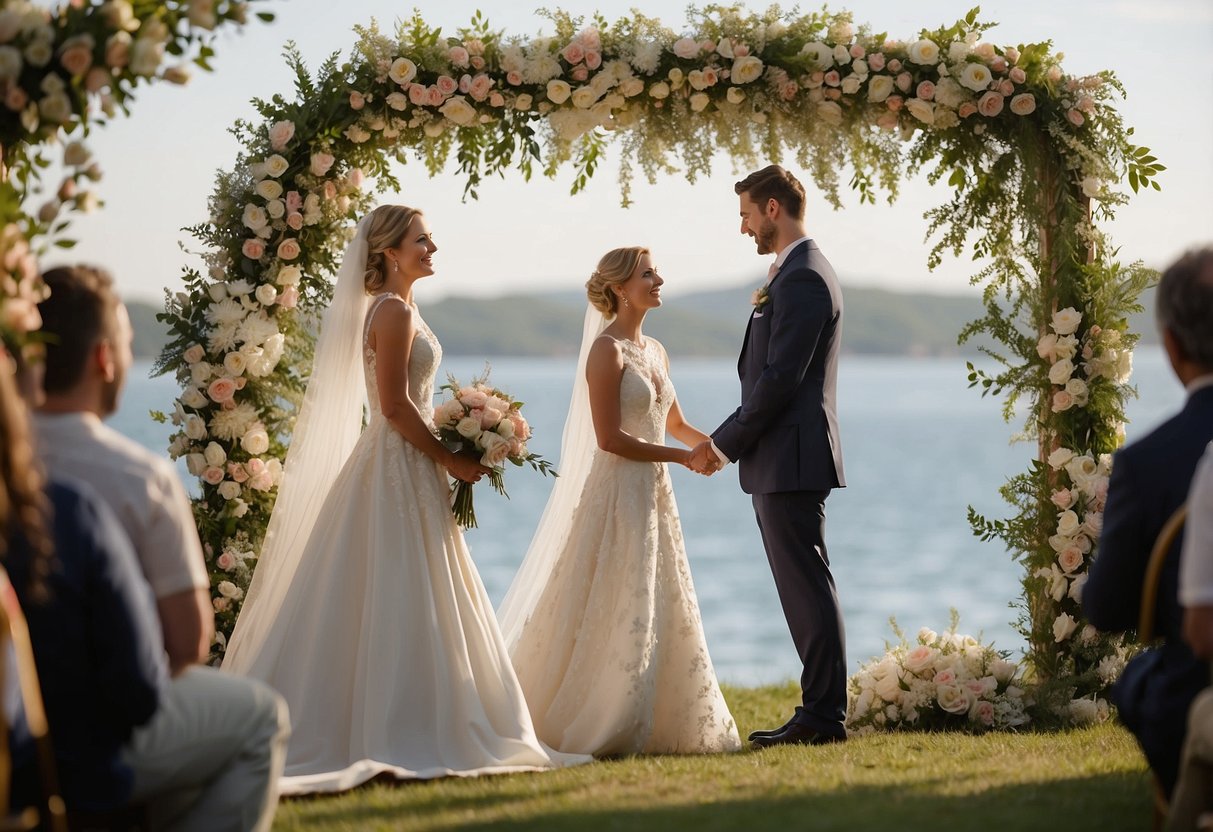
left=1180, top=441, right=1213, bottom=606
left=34, top=412, right=208, bottom=598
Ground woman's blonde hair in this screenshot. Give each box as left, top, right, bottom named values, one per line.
left=585, top=246, right=649, bottom=318
left=364, top=204, right=423, bottom=292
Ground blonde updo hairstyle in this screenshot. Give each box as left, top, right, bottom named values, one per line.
left=586, top=246, right=649, bottom=319
left=363, top=204, right=423, bottom=292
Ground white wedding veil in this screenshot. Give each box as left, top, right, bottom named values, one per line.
left=498, top=303, right=608, bottom=649
left=223, top=215, right=373, bottom=671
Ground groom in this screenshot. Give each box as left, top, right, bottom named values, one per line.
left=691, top=164, right=848, bottom=747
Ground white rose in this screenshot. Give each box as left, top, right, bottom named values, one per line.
left=1052, top=613, right=1079, bottom=643
left=1065, top=377, right=1089, bottom=406
left=1065, top=455, right=1099, bottom=489
left=242, top=203, right=268, bottom=231
left=265, top=199, right=285, bottom=219
left=231, top=499, right=249, bottom=518
left=689, top=92, right=710, bottom=112
left=907, top=39, right=940, bottom=65
left=936, top=684, right=971, bottom=715
left=799, top=41, right=833, bottom=69
left=223, top=351, right=247, bottom=376
left=1047, top=447, right=1075, bottom=470
left=186, top=453, right=207, bottom=476
left=648, top=81, right=670, bottom=99
left=479, top=431, right=511, bottom=467
left=1051, top=307, right=1082, bottom=336
left=181, top=387, right=208, bottom=409
left=1056, top=510, right=1081, bottom=537
left=731, top=56, right=764, bottom=85
left=1048, top=358, right=1074, bottom=385
left=439, top=95, right=476, bottom=126
left=389, top=57, right=417, bottom=85
left=546, top=80, right=571, bottom=105
left=672, top=37, right=699, bottom=60
left=255, top=284, right=278, bottom=306
left=905, top=98, right=935, bottom=124
left=959, top=62, right=992, bottom=93
left=840, top=74, right=862, bottom=95
left=203, top=441, right=227, bottom=467
left=496, top=418, right=516, bottom=439
left=218, top=580, right=243, bottom=600
left=1081, top=176, right=1102, bottom=198
left=218, top=481, right=242, bottom=501
left=867, top=75, right=894, bottom=102
left=241, top=426, right=270, bottom=455
left=255, top=179, right=283, bottom=201
left=455, top=416, right=482, bottom=440
left=990, top=658, right=1017, bottom=684
left=276, top=265, right=302, bottom=286
left=832, top=44, right=850, bottom=64
left=263, top=154, right=289, bottom=178
left=873, top=670, right=902, bottom=703
left=571, top=86, right=598, bottom=109
left=1055, top=334, right=1079, bottom=360
left=184, top=414, right=208, bottom=441
left=726, top=87, right=746, bottom=104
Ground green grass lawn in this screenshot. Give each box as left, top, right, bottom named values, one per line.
left=272, top=682, right=1152, bottom=831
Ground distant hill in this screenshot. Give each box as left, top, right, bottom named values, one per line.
left=125, top=282, right=1160, bottom=361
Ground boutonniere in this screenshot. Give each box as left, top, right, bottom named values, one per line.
left=751, top=286, right=770, bottom=311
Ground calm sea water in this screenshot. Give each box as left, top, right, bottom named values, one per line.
left=115, top=346, right=1183, bottom=686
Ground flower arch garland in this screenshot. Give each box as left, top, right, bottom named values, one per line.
left=157, top=5, right=1162, bottom=720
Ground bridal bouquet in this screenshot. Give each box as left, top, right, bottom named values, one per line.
left=847, top=614, right=1031, bottom=734
left=433, top=371, right=555, bottom=528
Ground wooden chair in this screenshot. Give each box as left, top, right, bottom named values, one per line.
left=0, top=566, right=67, bottom=832
left=1138, top=504, right=1189, bottom=832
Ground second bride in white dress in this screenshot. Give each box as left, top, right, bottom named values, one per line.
left=222, top=205, right=587, bottom=794
left=500, top=247, right=741, bottom=757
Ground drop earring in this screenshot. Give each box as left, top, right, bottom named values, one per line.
left=621, top=294, right=630, bottom=307
left=392, top=260, right=398, bottom=273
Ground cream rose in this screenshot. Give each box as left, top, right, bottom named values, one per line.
left=816, top=100, right=843, bottom=125
left=276, top=265, right=302, bottom=286
left=241, top=427, right=269, bottom=456
left=546, top=79, right=571, bottom=104
left=455, top=416, right=482, bottom=441
left=959, top=62, right=992, bottom=93
left=1058, top=547, right=1084, bottom=574
left=874, top=670, right=902, bottom=703
left=907, top=38, right=940, bottom=65
left=689, top=92, right=710, bottom=113
left=731, top=55, right=764, bottom=85
left=905, top=97, right=934, bottom=124
left=1048, top=358, right=1074, bottom=385
left=479, top=431, right=511, bottom=467
left=263, top=154, right=289, bottom=178
left=181, top=387, right=208, bottom=410
left=936, top=684, right=971, bottom=715
left=1057, top=509, right=1081, bottom=537
left=1047, top=447, right=1075, bottom=470
left=268, top=119, right=295, bottom=151
left=277, top=239, right=301, bottom=261
left=1052, top=613, right=1079, bottom=642
left=1051, top=307, right=1082, bottom=336
left=672, top=37, right=699, bottom=59
left=218, top=580, right=243, bottom=600
left=867, top=75, right=894, bottom=103
left=183, top=343, right=205, bottom=365
left=203, top=441, right=227, bottom=467
left=439, top=95, right=476, bottom=125
left=218, top=481, right=242, bottom=501
left=184, top=415, right=208, bottom=441
left=389, top=57, right=417, bottom=85
left=726, top=87, right=746, bottom=104
left=255, top=284, right=278, bottom=307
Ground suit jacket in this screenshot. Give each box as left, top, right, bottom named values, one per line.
left=712, top=240, right=845, bottom=494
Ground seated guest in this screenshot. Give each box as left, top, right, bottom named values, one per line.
left=1, top=349, right=167, bottom=813
left=1083, top=246, right=1213, bottom=797
left=32, top=265, right=289, bottom=831
left=1171, top=443, right=1213, bottom=831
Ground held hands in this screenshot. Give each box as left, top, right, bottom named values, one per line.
left=685, top=441, right=722, bottom=476
left=446, top=452, right=492, bottom=484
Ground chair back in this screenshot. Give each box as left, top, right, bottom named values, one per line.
left=1139, top=504, right=1190, bottom=643
left=0, top=566, right=66, bottom=832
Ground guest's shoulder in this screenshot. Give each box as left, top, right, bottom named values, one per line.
left=84, top=421, right=180, bottom=484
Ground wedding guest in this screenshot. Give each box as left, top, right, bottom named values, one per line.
left=1083, top=245, right=1213, bottom=798
left=1, top=348, right=167, bottom=814
left=1169, top=442, right=1213, bottom=831
left=33, top=264, right=289, bottom=830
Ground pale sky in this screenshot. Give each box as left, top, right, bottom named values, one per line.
left=50, top=0, right=1213, bottom=305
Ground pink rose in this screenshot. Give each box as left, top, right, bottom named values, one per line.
left=458, top=74, right=471, bottom=94
left=470, top=56, right=485, bottom=70
left=1051, top=488, right=1074, bottom=509
left=571, top=66, right=588, bottom=82
left=278, top=285, right=299, bottom=308
left=348, top=168, right=365, bottom=189
left=849, top=44, right=866, bottom=59
left=286, top=212, right=303, bottom=230
left=216, top=552, right=236, bottom=570
left=468, top=73, right=493, bottom=102
left=242, top=238, right=265, bottom=260
left=426, top=86, right=444, bottom=106
left=958, top=101, right=977, bottom=118
left=581, top=29, right=601, bottom=50
left=977, top=91, right=1004, bottom=117
left=277, top=238, right=301, bottom=260
left=1078, top=96, right=1096, bottom=113
left=972, top=700, right=995, bottom=726
left=202, top=466, right=225, bottom=485
left=350, top=91, right=365, bottom=110
left=208, top=377, right=237, bottom=404
left=562, top=42, right=585, bottom=64
left=489, top=92, right=504, bottom=107
left=886, top=95, right=903, bottom=111
left=784, top=81, right=801, bottom=100
left=268, top=120, right=295, bottom=151
left=448, top=46, right=470, bottom=67
left=1058, top=547, right=1084, bottom=574
left=998, top=79, right=1014, bottom=96
left=823, top=70, right=841, bottom=87
left=1067, top=108, right=1084, bottom=127
left=249, top=471, right=274, bottom=492
left=895, top=72, right=911, bottom=93
left=506, top=70, right=522, bottom=86
left=309, top=153, right=334, bottom=176
left=60, top=45, right=93, bottom=77
left=734, top=44, right=750, bottom=57
left=701, top=39, right=716, bottom=52
left=183, top=344, right=205, bottom=364
left=227, top=462, right=249, bottom=483
left=285, top=190, right=302, bottom=213
left=105, top=34, right=130, bottom=69
left=876, top=111, right=899, bottom=130
left=887, top=58, right=902, bottom=73
left=1009, top=67, right=1026, bottom=84
left=823, top=87, right=841, bottom=101
left=1052, top=390, right=1074, bottom=412
left=868, top=53, right=886, bottom=71
left=437, top=75, right=458, bottom=96
left=246, top=458, right=266, bottom=476
left=409, top=83, right=427, bottom=105
left=916, top=80, right=935, bottom=100
left=990, top=57, right=1007, bottom=73
left=702, top=67, right=718, bottom=86
left=585, top=50, right=602, bottom=70
left=934, top=668, right=956, bottom=686
left=85, top=67, right=109, bottom=92
left=323, top=181, right=337, bottom=200
left=1005, top=47, right=1020, bottom=64
left=459, top=389, right=488, bottom=409
left=510, top=412, right=530, bottom=440
left=1009, top=93, right=1035, bottom=116
left=221, top=400, right=237, bottom=411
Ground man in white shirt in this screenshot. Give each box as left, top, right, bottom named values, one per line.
left=36, top=265, right=288, bottom=831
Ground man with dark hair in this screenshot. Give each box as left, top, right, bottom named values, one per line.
left=1084, top=245, right=1213, bottom=798
left=690, top=164, right=848, bottom=747
left=34, top=264, right=289, bottom=831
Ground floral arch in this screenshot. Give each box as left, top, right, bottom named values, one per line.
left=155, top=5, right=1161, bottom=717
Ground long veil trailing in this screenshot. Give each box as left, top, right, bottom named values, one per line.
left=223, top=215, right=373, bottom=671
left=498, top=303, right=608, bottom=649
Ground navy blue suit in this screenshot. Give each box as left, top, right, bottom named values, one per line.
left=713, top=239, right=847, bottom=735
left=1083, top=385, right=1213, bottom=795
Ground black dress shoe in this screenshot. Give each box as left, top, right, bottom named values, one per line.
left=750, top=722, right=847, bottom=749
left=746, top=713, right=798, bottom=741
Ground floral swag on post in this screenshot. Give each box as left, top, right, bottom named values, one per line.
left=154, top=5, right=1161, bottom=729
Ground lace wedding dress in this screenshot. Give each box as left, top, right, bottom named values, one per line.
left=225, top=293, right=583, bottom=794
left=508, top=336, right=741, bottom=756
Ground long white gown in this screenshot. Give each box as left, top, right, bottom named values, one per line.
left=229, top=293, right=584, bottom=794
left=509, top=336, right=742, bottom=756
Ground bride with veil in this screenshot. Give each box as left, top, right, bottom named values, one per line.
left=222, top=205, right=587, bottom=794
left=500, top=247, right=741, bottom=756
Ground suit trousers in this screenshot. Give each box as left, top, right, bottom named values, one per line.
left=121, top=666, right=290, bottom=832
left=752, top=489, right=847, bottom=734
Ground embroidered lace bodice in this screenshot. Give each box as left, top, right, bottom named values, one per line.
left=363, top=293, right=441, bottom=425
left=615, top=337, right=673, bottom=445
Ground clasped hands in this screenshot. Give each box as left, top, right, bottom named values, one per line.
left=685, top=441, right=722, bottom=476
